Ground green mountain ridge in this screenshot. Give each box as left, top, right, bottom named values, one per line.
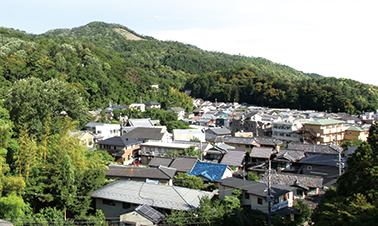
left=0, top=21, right=377, bottom=113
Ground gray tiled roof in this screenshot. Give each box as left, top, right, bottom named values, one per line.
left=274, top=149, right=305, bottom=162
left=253, top=137, right=283, bottom=146
left=169, top=156, right=198, bottom=173
left=206, top=127, right=232, bottom=136
left=298, top=154, right=347, bottom=167
left=122, top=127, right=164, bottom=140
left=216, top=177, right=295, bottom=198
left=96, top=137, right=142, bottom=147
left=259, top=172, right=323, bottom=189
left=105, top=164, right=176, bottom=179
left=220, top=150, right=246, bottom=166
left=148, top=157, right=173, bottom=167
left=250, top=147, right=273, bottom=159
left=224, top=136, right=255, bottom=145
left=287, top=142, right=342, bottom=154
left=91, top=180, right=214, bottom=210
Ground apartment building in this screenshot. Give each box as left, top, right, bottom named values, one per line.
left=303, top=119, right=346, bottom=145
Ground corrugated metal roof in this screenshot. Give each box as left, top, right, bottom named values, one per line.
left=91, top=180, right=214, bottom=210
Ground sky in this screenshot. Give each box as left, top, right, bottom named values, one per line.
left=2, top=0, right=378, bottom=85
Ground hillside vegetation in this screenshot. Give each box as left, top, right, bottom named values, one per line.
left=0, top=21, right=377, bottom=114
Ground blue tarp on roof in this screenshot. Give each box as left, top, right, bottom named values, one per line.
left=188, top=162, right=228, bottom=182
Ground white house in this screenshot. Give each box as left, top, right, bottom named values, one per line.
left=93, top=123, right=121, bottom=140
left=173, top=129, right=206, bottom=142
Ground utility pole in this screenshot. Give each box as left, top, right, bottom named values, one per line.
left=267, top=160, right=272, bottom=226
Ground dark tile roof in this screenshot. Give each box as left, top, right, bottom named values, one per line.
left=188, top=162, right=229, bottom=182
left=135, top=204, right=165, bottom=224
left=220, top=150, right=246, bottom=166
left=286, top=142, right=342, bottom=154
left=224, top=136, right=256, bottom=145
left=298, top=154, right=347, bottom=167
left=148, top=157, right=173, bottom=167
left=253, top=137, right=283, bottom=147
left=105, top=164, right=176, bottom=179
left=274, top=149, right=305, bottom=162
left=216, top=177, right=295, bottom=198
left=96, top=136, right=142, bottom=147
left=206, top=127, right=232, bottom=136
left=259, top=172, right=323, bottom=189
left=122, top=127, right=164, bottom=140
left=145, top=101, right=161, bottom=105
left=169, top=156, right=198, bottom=173
left=250, top=147, right=273, bottom=159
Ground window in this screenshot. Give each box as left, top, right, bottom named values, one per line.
left=102, top=199, right=115, bottom=206
left=244, top=193, right=250, bottom=199
left=307, top=165, right=312, bottom=170
left=123, top=202, right=131, bottom=209
left=257, top=197, right=263, bottom=205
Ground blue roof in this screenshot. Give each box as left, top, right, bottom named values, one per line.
left=188, top=162, right=229, bottom=182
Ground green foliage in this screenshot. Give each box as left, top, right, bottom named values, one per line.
left=313, top=122, right=378, bottom=225
left=246, top=171, right=259, bottom=181
left=5, top=77, right=88, bottom=138
left=167, top=146, right=201, bottom=158
left=0, top=193, right=30, bottom=222
left=174, top=172, right=205, bottom=190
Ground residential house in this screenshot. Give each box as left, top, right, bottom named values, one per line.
left=139, top=142, right=199, bottom=164
left=344, top=126, right=369, bottom=141
left=216, top=177, right=296, bottom=213
left=169, top=156, right=198, bottom=173
left=272, top=120, right=308, bottom=144
left=188, top=162, right=233, bottom=182
left=168, top=107, right=186, bottom=120
left=297, top=154, right=347, bottom=186
left=148, top=157, right=174, bottom=168
left=91, top=180, right=215, bottom=219
left=144, top=101, right=161, bottom=109
left=96, top=137, right=142, bottom=164
left=70, top=131, right=94, bottom=147
left=129, top=103, right=146, bottom=112
left=273, top=149, right=305, bottom=172
left=85, top=123, right=121, bottom=141
left=203, top=144, right=234, bottom=163
left=286, top=142, right=342, bottom=156
left=122, top=127, right=169, bottom=143
left=127, top=118, right=154, bottom=127
left=173, top=129, right=206, bottom=142
left=303, top=119, right=346, bottom=145
left=219, top=150, right=247, bottom=171
left=259, top=172, right=323, bottom=199
left=223, top=137, right=257, bottom=152
left=105, top=163, right=176, bottom=186
left=250, top=147, right=274, bottom=163
left=120, top=204, right=165, bottom=226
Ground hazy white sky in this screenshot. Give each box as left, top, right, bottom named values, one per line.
left=2, top=0, right=378, bottom=85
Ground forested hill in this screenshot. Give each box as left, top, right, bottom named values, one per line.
left=0, top=21, right=377, bottom=113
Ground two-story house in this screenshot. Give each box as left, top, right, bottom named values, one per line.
left=96, top=137, right=142, bottom=164
left=344, top=126, right=369, bottom=141
left=216, top=177, right=296, bottom=213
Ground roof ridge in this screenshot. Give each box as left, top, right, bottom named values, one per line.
left=172, top=186, right=195, bottom=209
